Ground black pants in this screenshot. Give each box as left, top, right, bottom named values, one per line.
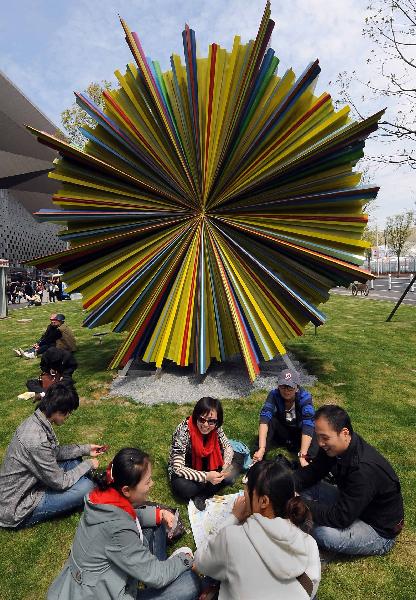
left=256, top=416, right=319, bottom=458
left=171, top=469, right=237, bottom=501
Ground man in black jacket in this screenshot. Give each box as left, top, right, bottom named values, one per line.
left=294, top=405, right=404, bottom=556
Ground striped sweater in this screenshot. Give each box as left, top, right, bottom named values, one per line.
left=168, top=419, right=234, bottom=483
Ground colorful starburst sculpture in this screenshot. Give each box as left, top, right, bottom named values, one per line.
left=28, top=2, right=381, bottom=380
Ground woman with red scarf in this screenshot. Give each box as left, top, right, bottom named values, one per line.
left=168, top=397, right=236, bottom=510
left=48, top=448, right=200, bottom=600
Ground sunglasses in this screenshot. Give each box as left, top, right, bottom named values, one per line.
left=197, top=416, right=218, bottom=426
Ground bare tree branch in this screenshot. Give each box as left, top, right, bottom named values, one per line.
left=390, top=19, right=416, bottom=69
left=336, top=1, right=416, bottom=167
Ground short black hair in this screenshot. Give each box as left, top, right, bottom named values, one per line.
left=37, top=383, right=79, bottom=417
left=315, top=404, right=353, bottom=435
left=192, top=397, right=223, bottom=428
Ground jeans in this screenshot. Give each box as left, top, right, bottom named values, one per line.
left=137, top=525, right=200, bottom=600
left=301, top=481, right=396, bottom=555
left=22, top=459, right=94, bottom=527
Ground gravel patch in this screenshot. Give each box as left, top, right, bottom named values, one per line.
left=109, top=354, right=317, bottom=405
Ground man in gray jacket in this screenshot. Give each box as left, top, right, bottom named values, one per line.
left=0, top=384, right=107, bottom=528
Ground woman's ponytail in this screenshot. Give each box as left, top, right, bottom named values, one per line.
left=285, top=496, right=312, bottom=531
left=91, top=460, right=114, bottom=491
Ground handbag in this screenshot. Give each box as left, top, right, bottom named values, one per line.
left=40, top=370, right=63, bottom=390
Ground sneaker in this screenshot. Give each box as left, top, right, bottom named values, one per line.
left=13, top=348, right=22, bottom=356
left=17, top=391, right=36, bottom=400
left=22, top=351, right=36, bottom=359
left=193, top=496, right=207, bottom=511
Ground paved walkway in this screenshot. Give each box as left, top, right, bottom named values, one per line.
left=331, top=276, right=416, bottom=306
left=7, top=298, right=56, bottom=311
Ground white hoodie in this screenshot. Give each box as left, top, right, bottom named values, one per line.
left=195, top=513, right=320, bottom=600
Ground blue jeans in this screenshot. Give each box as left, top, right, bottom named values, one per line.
left=22, top=459, right=94, bottom=527
left=301, top=481, right=396, bottom=556
left=137, top=525, right=200, bottom=600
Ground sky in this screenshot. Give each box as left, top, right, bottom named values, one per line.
left=1, top=0, right=414, bottom=227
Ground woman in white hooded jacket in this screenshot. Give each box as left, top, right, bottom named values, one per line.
left=194, top=460, right=320, bottom=600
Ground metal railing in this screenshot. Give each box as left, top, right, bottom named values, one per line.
left=369, top=256, right=416, bottom=275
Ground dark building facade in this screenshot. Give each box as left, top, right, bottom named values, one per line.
left=0, top=70, right=67, bottom=268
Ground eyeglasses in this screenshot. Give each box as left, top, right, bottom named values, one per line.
left=197, top=416, right=218, bottom=426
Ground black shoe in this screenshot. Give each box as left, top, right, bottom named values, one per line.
left=193, top=495, right=207, bottom=511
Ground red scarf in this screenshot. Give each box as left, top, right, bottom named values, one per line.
left=89, top=487, right=137, bottom=521
left=188, top=416, right=224, bottom=471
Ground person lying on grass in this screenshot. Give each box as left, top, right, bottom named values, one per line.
left=168, top=397, right=239, bottom=511
left=294, top=404, right=404, bottom=557
left=48, top=447, right=200, bottom=600
left=253, top=368, right=318, bottom=467
left=0, top=383, right=107, bottom=528
left=194, top=460, right=321, bottom=600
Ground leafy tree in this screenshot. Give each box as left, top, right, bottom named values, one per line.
left=336, top=1, right=416, bottom=169
left=384, top=209, right=415, bottom=273
left=363, top=225, right=379, bottom=269
left=60, top=80, right=113, bottom=148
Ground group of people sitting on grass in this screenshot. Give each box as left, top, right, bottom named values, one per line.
left=0, top=364, right=404, bottom=599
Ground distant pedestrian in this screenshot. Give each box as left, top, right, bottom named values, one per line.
left=56, top=277, right=63, bottom=302
left=48, top=280, right=56, bottom=303
left=36, top=281, right=44, bottom=303
left=16, top=285, right=24, bottom=303
left=24, top=280, right=34, bottom=298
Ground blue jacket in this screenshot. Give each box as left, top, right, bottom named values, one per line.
left=259, top=388, right=315, bottom=436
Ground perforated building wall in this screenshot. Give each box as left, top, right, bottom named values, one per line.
left=0, top=189, right=67, bottom=268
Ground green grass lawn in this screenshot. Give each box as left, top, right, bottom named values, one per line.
left=0, top=296, right=415, bottom=599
